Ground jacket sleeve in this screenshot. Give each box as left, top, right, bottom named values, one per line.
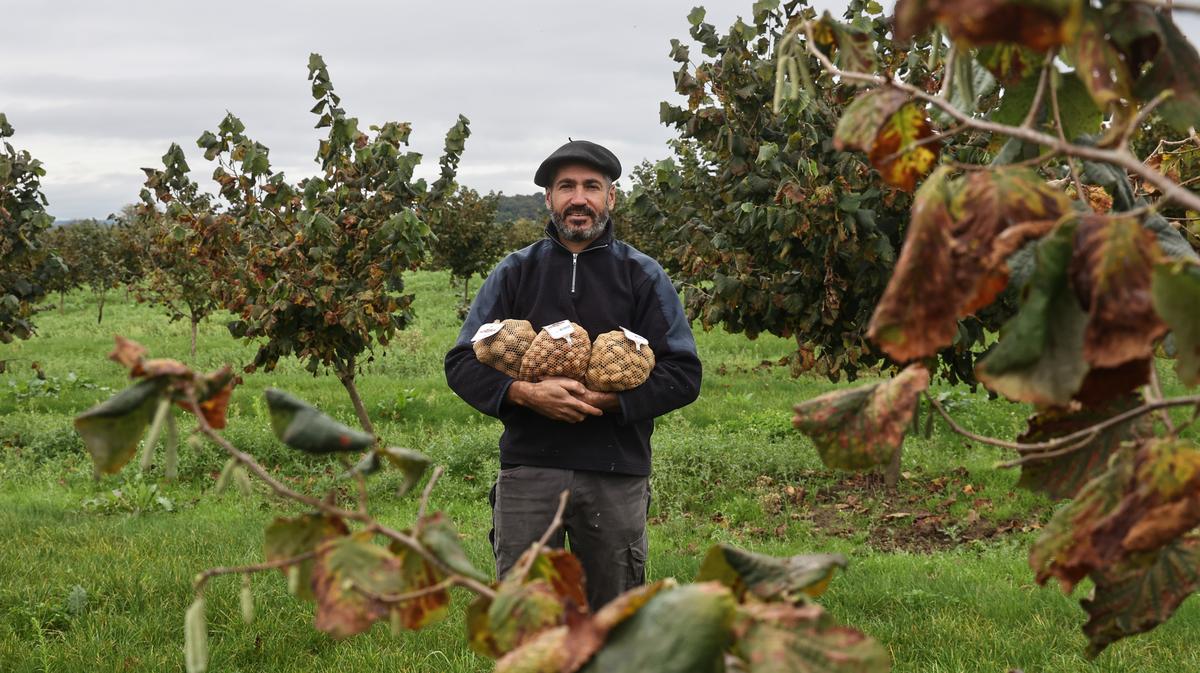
left=617, top=264, right=702, bottom=424
left=444, top=260, right=517, bottom=418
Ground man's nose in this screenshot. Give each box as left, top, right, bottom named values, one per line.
left=568, top=187, right=588, bottom=204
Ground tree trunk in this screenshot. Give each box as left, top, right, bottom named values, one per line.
left=59, top=290, right=65, bottom=314
left=336, top=358, right=375, bottom=436
left=96, top=292, right=106, bottom=324
left=885, top=445, right=902, bottom=492
left=190, top=315, right=200, bottom=359
left=463, top=278, right=470, bottom=306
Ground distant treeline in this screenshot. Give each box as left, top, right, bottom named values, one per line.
left=492, top=193, right=544, bottom=223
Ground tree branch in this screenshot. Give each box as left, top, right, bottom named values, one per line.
left=417, top=465, right=444, bottom=521
left=185, top=393, right=496, bottom=600
left=925, top=392, right=1200, bottom=459
left=354, top=577, right=456, bottom=605
left=795, top=22, right=1200, bottom=213
left=1048, top=68, right=1088, bottom=204
left=194, top=551, right=316, bottom=592
left=508, top=490, right=570, bottom=585
left=1020, top=55, right=1054, bottom=130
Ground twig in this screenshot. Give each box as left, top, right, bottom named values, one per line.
left=938, top=45, right=957, bottom=101
left=417, top=466, right=444, bottom=521
left=1020, top=56, right=1054, bottom=130
left=1048, top=69, right=1087, bottom=203
left=194, top=551, right=316, bottom=592
left=796, top=22, right=1200, bottom=213
left=354, top=577, right=455, bottom=605
left=1119, top=90, right=1174, bottom=151
left=185, top=392, right=496, bottom=600
left=997, top=432, right=1101, bottom=468
left=509, top=490, right=571, bottom=585
left=925, top=392, right=1200, bottom=455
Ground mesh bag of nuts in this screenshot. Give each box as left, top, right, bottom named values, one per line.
left=585, top=327, right=656, bottom=391
left=472, top=319, right=536, bottom=379
left=518, top=320, right=592, bottom=382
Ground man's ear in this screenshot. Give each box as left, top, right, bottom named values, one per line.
left=545, top=189, right=553, bottom=211
left=607, top=184, right=617, bottom=210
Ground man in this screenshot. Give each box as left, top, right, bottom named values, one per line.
left=443, top=140, right=702, bottom=610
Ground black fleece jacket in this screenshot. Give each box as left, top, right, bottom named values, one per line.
left=443, top=221, right=702, bottom=476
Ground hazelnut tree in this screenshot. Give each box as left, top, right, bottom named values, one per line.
left=143, top=54, right=470, bottom=434
left=0, top=113, right=66, bottom=342
left=780, top=0, right=1200, bottom=656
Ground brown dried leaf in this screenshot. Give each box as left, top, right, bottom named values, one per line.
left=792, top=364, right=930, bottom=470
left=1070, top=214, right=1166, bottom=369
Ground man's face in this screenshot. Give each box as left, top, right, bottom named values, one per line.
left=545, top=163, right=617, bottom=243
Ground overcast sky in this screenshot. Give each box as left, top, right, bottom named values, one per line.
left=3, top=1, right=1197, bottom=220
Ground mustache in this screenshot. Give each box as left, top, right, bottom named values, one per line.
left=564, top=205, right=598, bottom=218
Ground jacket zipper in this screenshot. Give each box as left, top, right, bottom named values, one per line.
left=550, top=238, right=609, bottom=294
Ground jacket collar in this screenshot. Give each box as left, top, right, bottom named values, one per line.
left=544, top=218, right=614, bottom=252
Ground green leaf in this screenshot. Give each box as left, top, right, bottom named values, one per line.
left=263, top=513, right=349, bottom=601
left=792, top=364, right=930, bottom=470
left=695, top=545, right=847, bottom=602
left=817, top=13, right=880, bottom=77
left=976, top=221, right=1089, bottom=406
left=417, top=512, right=487, bottom=582
left=312, top=535, right=404, bottom=639
left=1055, top=74, right=1102, bottom=142
left=1153, top=259, right=1200, bottom=386
left=687, top=6, right=706, bottom=26
left=74, top=378, right=167, bottom=476
left=495, top=580, right=677, bottom=672
left=1016, top=394, right=1149, bottom=500
left=732, top=601, right=891, bottom=673
left=377, top=446, right=431, bottom=497
left=488, top=580, right=567, bottom=656
left=1082, top=536, right=1200, bottom=657
left=579, top=583, right=735, bottom=673
left=264, top=388, right=375, bottom=454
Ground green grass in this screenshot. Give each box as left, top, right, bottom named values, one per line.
left=1, top=272, right=1197, bottom=672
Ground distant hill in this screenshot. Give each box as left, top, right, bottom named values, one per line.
left=493, top=193, right=544, bottom=224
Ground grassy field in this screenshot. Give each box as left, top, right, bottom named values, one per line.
left=1, top=271, right=1198, bottom=672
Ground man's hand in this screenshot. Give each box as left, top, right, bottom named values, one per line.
left=574, top=386, right=620, bottom=414
left=507, top=378, right=604, bottom=423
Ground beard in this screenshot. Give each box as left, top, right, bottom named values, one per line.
left=551, top=204, right=609, bottom=242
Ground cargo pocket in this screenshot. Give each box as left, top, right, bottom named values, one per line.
left=625, top=530, right=647, bottom=587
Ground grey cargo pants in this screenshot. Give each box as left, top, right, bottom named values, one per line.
left=489, top=466, right=650, bottom=611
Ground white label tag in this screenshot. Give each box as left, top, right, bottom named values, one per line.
left=620, top=326, right=649, bottom=351
left=470, top=321, right=504, bottom=343
left=544, top=320, right=575, bottom=345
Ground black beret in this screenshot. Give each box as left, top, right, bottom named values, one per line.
left=534, top=140, right=621, bottom=188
